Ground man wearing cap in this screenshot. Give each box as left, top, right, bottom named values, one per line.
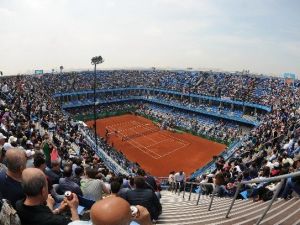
left=25, top=149, right=35, bottom=168
left=282, top=154, right=300, bottom=198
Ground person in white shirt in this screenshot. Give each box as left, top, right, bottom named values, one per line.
left=174, top=171, right=186, bottom=192
left=1, top=83, right=9, bottom=93
left=168, top=171, right=175, bottom=191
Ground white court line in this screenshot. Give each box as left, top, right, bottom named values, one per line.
left=132, top=122, right=189, bottom=145
left=158, top=142, right=190, bottom=158
left=144, top=137, right=172, bottom=148
left=106, top=121, right=142, bottom=135
left=118, top=130, right=161, bottom=159
left=127, top=139, right=160, bottom=159
left=105, top=119, right=191, bottom=159
left=126, top=127, right=158, bottom=148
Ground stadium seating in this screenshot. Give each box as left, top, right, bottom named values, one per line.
left=157, top=191, right=300, bottom=225
left=1, top=70, right=300, bottom=225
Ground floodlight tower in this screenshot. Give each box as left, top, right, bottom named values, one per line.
left=91, top=56, right=104, bottom=150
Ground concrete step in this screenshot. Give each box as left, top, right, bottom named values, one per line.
left=157, top=191, right=300, bottom=225
left=215, top=198, right=296, bottom=225
left=160, top=199, right=248, bottom=217
left=158, top=197, right=288, bottom=225
left=274, top=206, right=300, bottom=225
left=157, top=199, right=277, bottom=224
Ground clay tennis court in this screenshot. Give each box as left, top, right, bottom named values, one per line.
left=86, top=114, right=226, bottom=176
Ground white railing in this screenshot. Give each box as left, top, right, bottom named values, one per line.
left=79, top=127, right=129, bottom=176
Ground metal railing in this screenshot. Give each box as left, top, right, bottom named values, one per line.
left=170, top=181, right=216, bottom=210
left=226, top=170, right=300, bottom=225
left=80, top=127, right=129, bottom=176
left=169, top=171, right=300, bottom=225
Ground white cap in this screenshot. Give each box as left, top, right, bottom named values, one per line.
left=0, top=133, right=6, bottom=140
left=26, top=140, right=33, bottom=145
left=8, top=136, right=17, bottom=144
left=3, top=143, right=13, bottom=151
left=25, top=150, right=35, bottom=158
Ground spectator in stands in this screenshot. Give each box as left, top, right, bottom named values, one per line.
left=282, top=154, right=300, bottom=198
left=59, top=165, right=83, bottom=196
left=214, top=173, right=229, bottom=197
left=45, top=159, right=63, bottom=184
left=137, top=168, right=159, bottom=193
left=0, top=148, right=26, bottom=207
left=118, top=176, right=134, bottom=198
left=41, top=134, right=52, bottom=167
left=68, top=196, right=153, bottom=225
left=80, top=165, right=110, bottom=201
left=0, top=133, right=6, bottom=149
left=0, top=142, right=7, bottom=173
left=33, top=152, right=47, bottom=172
left=25, top=149, right=35, bottom=168
left=110, top=180, right=122, bottom=197
left=174, top=171, right=186, bottom=192
left=168, top=171, right=175, bottom=191
left=123, top=176, right=161, bottom=221
left=16, top=168, right=80, bottom=225
left=71, top=166, right=84, bottom=186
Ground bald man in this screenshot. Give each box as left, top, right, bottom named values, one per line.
left=0, top=148, right=26, bottom=207
left=91, top=197, right=132, bottom=225
left=16, top=168, right=80, bottom=225
left=68, top=197, right=152, bottom=225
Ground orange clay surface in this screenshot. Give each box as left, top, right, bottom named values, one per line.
left=86, top=114, right=226, bottom=177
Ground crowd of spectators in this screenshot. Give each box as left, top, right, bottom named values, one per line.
left=65, top=101, right=241, bottom=144
left=136, top=104, right=241, bottom=144
left=1, top=69, right=300, bottom=224
left=43, top=70, right=299, bottom=106
left=193, top=84, right=300, bottom=200
left=0, top=75, right=160, bottom=224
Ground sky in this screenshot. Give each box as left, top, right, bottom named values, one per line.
left=0, top=0, right=299, bottom=76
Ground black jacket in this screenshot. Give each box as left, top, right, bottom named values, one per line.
left=123, top=188, right=161, bottom=220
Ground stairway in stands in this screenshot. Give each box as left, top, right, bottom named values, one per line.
left=157, top=191, right=300, bottom=225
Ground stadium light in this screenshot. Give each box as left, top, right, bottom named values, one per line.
left=91, top=56, right=104, bottom=151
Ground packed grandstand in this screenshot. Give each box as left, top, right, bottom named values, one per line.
left=0, top=70, right=300, bottom=225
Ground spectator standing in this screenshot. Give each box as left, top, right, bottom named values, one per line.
left=168, top=171, right=175, bottom=191
left=174, top=171, right=186, bottom=192
left=282, top=154, right=300, bottom=198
